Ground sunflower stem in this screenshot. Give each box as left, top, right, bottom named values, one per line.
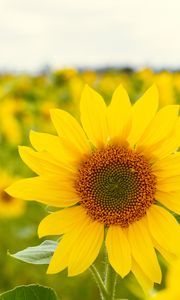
left=104, top=262, right=117, bottom=300
left=90, top=265, right=108, bottom=299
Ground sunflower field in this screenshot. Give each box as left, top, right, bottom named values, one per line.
left=0, top=68, right=180, bottom=300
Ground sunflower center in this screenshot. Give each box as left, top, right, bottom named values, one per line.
left=0, top=190, right=13, bottom=203
left=75, top=145, right=157, bottom=227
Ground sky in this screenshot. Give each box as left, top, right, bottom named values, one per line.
left=0, top=0, right=180, bottom=71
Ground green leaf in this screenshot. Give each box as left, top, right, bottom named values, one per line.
left=9, top=240, right=58, bottom=265
left=0, top=284, right=59, bottom=300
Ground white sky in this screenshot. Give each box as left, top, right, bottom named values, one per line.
left=0, top=0, right=180, bottom=71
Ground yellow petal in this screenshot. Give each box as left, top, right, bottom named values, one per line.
left=146, top=205, right=180, bottom=255
left=152, top=153, right=180, bottom=178
left=166, top=259, right=180, bottom=291
left=50, top=109, right=90, bottom=154
left=18, top=146, right=76, bottom=177
left=149, top=291, right=173, bottom=300
left=80, top=85, right=108, bottom=147
left=47, top=216, right=91, bottom=274
left=29, top=131, right=81, bottom=164
left=6, top=177, right=79, bottom=207
left=155, top=190, right=180, bottom=215
left=152, top=237, right=177, bottom=263
left=29, top=130, right=60, bottom=152
left=149, top=117, right=180, bottom=159
left=106, top=225, right=131, bottom=278
left=38, top=206, right=86, bottom=237
left=107, top=85, right=132, bottom=141
left=128, top=85, right=159, bottom=145
left=131, top=259, right=154, bottom=294
left=138, top=105, right=179, bottom=147
left=156, top=176, right=180, bottom=192
left=68, top=220, right=104, bottom=276
left=128, top=218, right=161, bottom=283
left=47, top=230, right=77, bottom=274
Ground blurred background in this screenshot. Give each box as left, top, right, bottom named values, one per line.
left=1, top=0, right=180, bottom=71
left=0, top=0, right=180, bottom=299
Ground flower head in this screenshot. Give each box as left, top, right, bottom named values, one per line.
left=6, top=85, right=180, bottom=291
left=0, top=171, right=25, bottom=217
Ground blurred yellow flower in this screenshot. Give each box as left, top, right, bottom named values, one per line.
left=0, top=171, right=25, bottom=218
left=0, top=98, right=22, bottom=145
left=41, top=100, right=56, bottom=119
left=53, top=68, right=77, bottom=83
left=173, top=73, right=180, bottom=94
left=68, top=76, right=84, bottom=103
left=136, top=68, right=154, bottom=84
left=155, top=72, right=175, bottom=106
left=6, top=85, right=180, bottom=292
left=81, top=70, right=97, bottom=85
left=99, top=74, right=120, bottom=95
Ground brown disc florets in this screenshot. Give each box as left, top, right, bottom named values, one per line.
left=1, top=190, right=13, bottom=203
left=75, top=145, right=157, bottom=227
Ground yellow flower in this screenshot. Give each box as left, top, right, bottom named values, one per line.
left=0, top=171, right=25, bottom=217
left=81, top=70, right=97, bottom=85
left=148, top=260, right=180, bottom=300
left=0, top=98, right=22, bottom=145
left=155, top=72, right=175, bottom=106
left=6, top=85, right=180, bottom=291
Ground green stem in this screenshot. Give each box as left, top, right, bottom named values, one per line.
left=89, top=265, right=108, bottom=299
left=90, top=257, right=117, bottom=300
left=104, top=263, right=117, bottom=300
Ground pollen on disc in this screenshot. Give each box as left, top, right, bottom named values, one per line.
left=74, top=145, right=157, bottom=227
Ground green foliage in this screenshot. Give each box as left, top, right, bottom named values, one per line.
left=0, top=284, right=58, bottom=300
left=9, top=240, right=58, bottom=265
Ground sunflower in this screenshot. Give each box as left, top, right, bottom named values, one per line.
left=0, top=171, right=25, bottom=217
left=6, top=85, right=180, bottom=290
left=0, top=98, right=22, bottom=145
